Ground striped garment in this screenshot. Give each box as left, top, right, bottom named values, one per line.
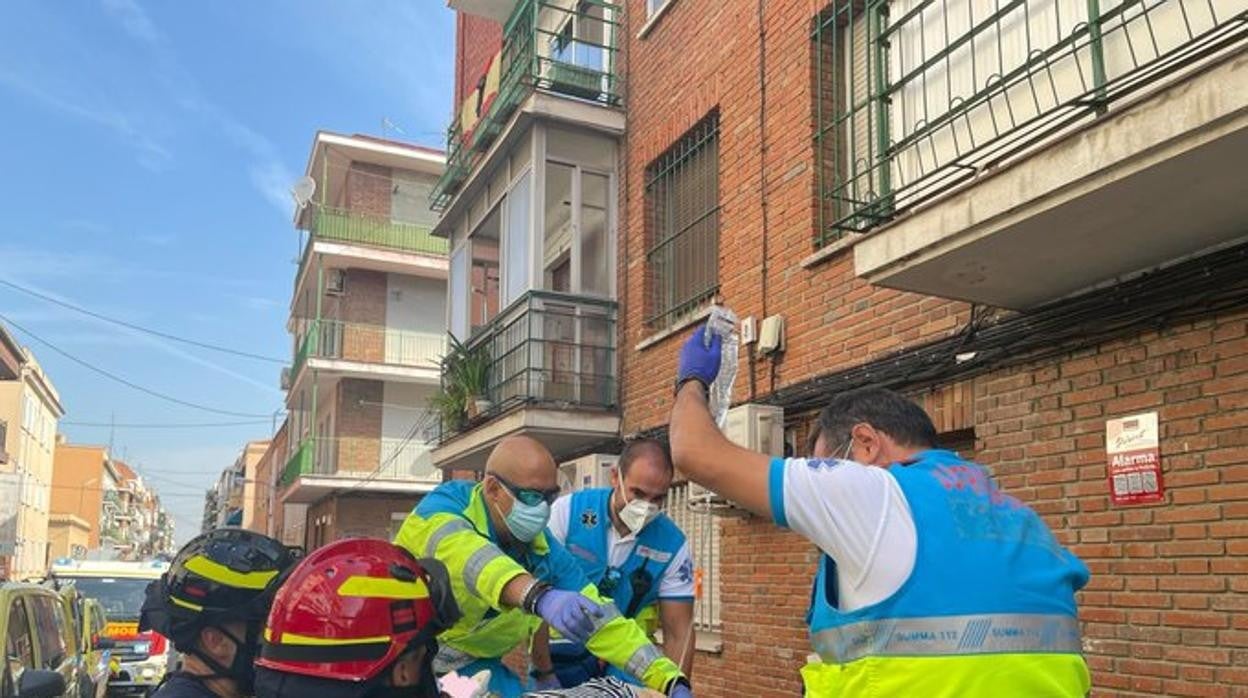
left=522, top=678, right=663, bottom=697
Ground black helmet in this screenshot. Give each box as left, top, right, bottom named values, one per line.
left=140, top=528, right=301, bottom=690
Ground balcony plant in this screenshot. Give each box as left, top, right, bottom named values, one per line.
left=430, top=334, right=492, bottom=431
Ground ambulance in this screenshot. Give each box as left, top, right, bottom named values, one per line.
left=49, top=559, right=171, bottom=696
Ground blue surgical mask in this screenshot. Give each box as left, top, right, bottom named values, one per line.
left=501, top=488, right=550, bottom=543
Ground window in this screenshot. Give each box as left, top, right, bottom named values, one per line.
left=502, top=171, right=532, bottom=305
left=644, top=113, right=720, bottom=330
left=30, top=597, right=67, bottom=669
left=813, top=0, right=890, bottom=246
left=470, top=209, right=502, bottom=334
left=663, top=484, right=722, bottom=631
left=6, top=598, right=35, bottom=693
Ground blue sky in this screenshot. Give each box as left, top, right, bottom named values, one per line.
left=0, top=1, right=454, bottom=546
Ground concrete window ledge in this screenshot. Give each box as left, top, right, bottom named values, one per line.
left=800, top=233, right=864, bottom=269
left=634, top=305, right=713, bottom=352
left=638, top=0, right=678, bottom=40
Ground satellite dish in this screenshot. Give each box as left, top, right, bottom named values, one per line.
left=290, top=176, right=317, bottom=209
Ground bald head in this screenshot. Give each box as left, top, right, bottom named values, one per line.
left=485, top=435, right=557, bottom=489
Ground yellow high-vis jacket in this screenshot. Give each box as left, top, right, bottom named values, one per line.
left=394, top=480, right=684, bottom=692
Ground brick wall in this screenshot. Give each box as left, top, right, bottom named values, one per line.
left=618, top=1, right=1248, bottom=695
left=345, top=162, right=392, bottom=217
left=323, top=268, right=388, bottom=361
left=331, top=494, right=419, bottom=541
left=976, top=312, right=1248, bottom=697
left=454, top=13, right=503, bottom=111
left=619, top=0, right=970, bottom=435
left=335, top=379, right=383, bottom=473
left=668, top=311, right=1248, bottom=696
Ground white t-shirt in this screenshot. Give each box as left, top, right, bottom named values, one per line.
left=549, top=493, right=696, bottom=601
left=769, top=457, right=918, bottom=612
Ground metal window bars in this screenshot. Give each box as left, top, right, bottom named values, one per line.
left=813, top=0, right=1248, bottom=247
left=663, top=483, right=723, bottom=632
left=644, top=112, right=721, bottom=330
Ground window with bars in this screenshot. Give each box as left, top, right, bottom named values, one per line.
left=813, top=0, right=1243, bottom=248
left=644, top=113, right=720, bottom=330
left=813, top=0, right=891, bottom=247
left=663, top=483, right=722, bottom=632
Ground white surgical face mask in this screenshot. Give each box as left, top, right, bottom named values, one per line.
left=618, top=487, right=660, bottom=534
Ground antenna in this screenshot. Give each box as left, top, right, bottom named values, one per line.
left=290, top=176, right=317, bottom=210
left=382, top=117, right=406, bottom=137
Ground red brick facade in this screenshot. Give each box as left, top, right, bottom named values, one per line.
left=454, top=13, right=503, bottom=110
left=345, top=162, right=393, bottom=217
left=617, top=0, right=1248, bottom=696
left=304, top=493, right=418, bottom=550
left=335, top=378, right=384, bottom=474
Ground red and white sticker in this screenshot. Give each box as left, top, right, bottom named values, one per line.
left=1106, top=412, right=1164, bottom=505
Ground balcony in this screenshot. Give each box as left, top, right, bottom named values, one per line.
left=812, top=0, right=1248, bottom=309
left=432, top=0, right=622, bottom=211
left=431, top=290, right=620, bottom=471
left=279, top=435, right=442, bottom=504
left=306, top=206, right=446, bottom=257
left=291, top=319, right=445, bottom=385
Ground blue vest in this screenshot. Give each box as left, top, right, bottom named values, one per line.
left=807, top=449, right=1089, bottom=668
left=562, top=488, right=687, bottom=618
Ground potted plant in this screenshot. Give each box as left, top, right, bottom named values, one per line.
left=432, top=334, right=491, bottom=428
left=428, top=384, right=467, bottom=434
left=448, top=335, right=491, bottom=419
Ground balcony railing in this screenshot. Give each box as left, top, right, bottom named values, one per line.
left=292, top=320, right=446, bottom=379
left=280, top=434, right=440, bottom=487
left=813, top=0, right=1248, bottom=245
left=431, top=0, right=622, bottom=211
left=307, top=206, right=447, bottom=256
left=440, top=290, right=617, bottom=440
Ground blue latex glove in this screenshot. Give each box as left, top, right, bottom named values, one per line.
left=677, top=325, right=721, bottom=390
left=535, top=589, right=604, bottom=645
left=669, top=683, right=693, bottom=698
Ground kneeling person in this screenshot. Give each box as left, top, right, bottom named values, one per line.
left=139, top=529, right=302, bottom=698
left=543, top=440, right=695, bottom=687
left=254, top=538, right=460, bottom=698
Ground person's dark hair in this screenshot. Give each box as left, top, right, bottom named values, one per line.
left=618, top=438, right=674, bottom=477
left=807, top=387, right=938, bottom=454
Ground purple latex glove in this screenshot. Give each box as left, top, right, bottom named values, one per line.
left=676, top=325, right=721, bottom=390
left=531, top=674, right=561, bottom=691
left=535, top=589, right=603, bottom=645
left=669, top=683, right=693, bottom=698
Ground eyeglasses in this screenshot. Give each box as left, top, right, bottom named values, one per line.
left=492, top=474, right=561, bottom=506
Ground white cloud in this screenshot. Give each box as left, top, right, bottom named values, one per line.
left=100, top=0, right=162, bottom=45
left=0, top=67, right=174, bottom=170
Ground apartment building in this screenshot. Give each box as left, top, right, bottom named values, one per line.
left=252, top=422, right=286, bottom=538
left=50, top=442, right=111, bottom=554
left=278, top=132, right=449, bottom=548
left=0, top=322, right=64, bottom=579
left=432, top=0, right=624, bottom=478
left=446, top=0, right=1248, bottom=695
left=100, top=460, right=171, bottom=560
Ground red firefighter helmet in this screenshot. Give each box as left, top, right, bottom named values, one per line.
left=256, top=538, right=459, bottom=683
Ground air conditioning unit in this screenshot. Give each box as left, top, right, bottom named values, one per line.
left=689, top=404, right=784, bottom=516
left=558, top=454, right=618, bottom=495
left=280, top=367, right=292, bottom=391
left=325, top=269, right=346, bottom=296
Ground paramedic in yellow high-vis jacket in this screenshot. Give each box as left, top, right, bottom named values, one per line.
left=394, top=435, right=691, bottom=698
